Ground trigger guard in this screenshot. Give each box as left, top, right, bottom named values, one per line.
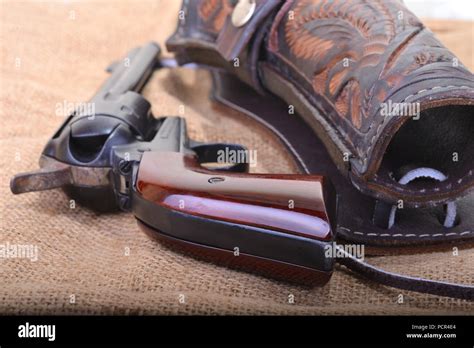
left=190, top=142, right=249, bottom=173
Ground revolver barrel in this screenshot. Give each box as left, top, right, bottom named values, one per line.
left=95, top=42, right=160, bottom=100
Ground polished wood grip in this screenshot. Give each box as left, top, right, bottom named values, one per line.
left=136, top=151, right=333, bottom=241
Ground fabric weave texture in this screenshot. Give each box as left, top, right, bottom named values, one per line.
left=0, top=0, right=472, bottom=315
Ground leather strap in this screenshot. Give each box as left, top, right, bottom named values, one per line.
left=336, top=245, right=474, bottom=300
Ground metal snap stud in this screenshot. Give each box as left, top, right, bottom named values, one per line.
left=231, top=0, right=256, bottom=28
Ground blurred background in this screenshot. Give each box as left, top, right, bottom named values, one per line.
left=405, top=0, right=474, bottom=19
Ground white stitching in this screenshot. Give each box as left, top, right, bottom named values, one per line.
left=339, top=226, right=472, bottom=238
left=372, top=168, right=472, bottom=193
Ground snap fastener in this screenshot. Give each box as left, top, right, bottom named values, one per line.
left=231, top=0, right=256, bottom=27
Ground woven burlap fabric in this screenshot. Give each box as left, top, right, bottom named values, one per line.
left=0, top=1, right=473, bottom=315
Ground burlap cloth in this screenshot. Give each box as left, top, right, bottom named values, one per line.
left=0, top=1, right=473, bottom=315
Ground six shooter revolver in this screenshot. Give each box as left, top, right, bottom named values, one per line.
left=10, top=42, right=337, bottom=286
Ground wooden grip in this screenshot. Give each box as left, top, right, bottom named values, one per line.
left=136, top=151, right=333, bottom=241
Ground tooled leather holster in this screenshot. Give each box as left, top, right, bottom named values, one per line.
left=166, top=0, right=474, bottom=298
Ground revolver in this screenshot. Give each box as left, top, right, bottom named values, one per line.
left=10, top=42, right=336, bottom=286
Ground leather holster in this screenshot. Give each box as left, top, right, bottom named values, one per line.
left=166, top=0, right=474, bottom=250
